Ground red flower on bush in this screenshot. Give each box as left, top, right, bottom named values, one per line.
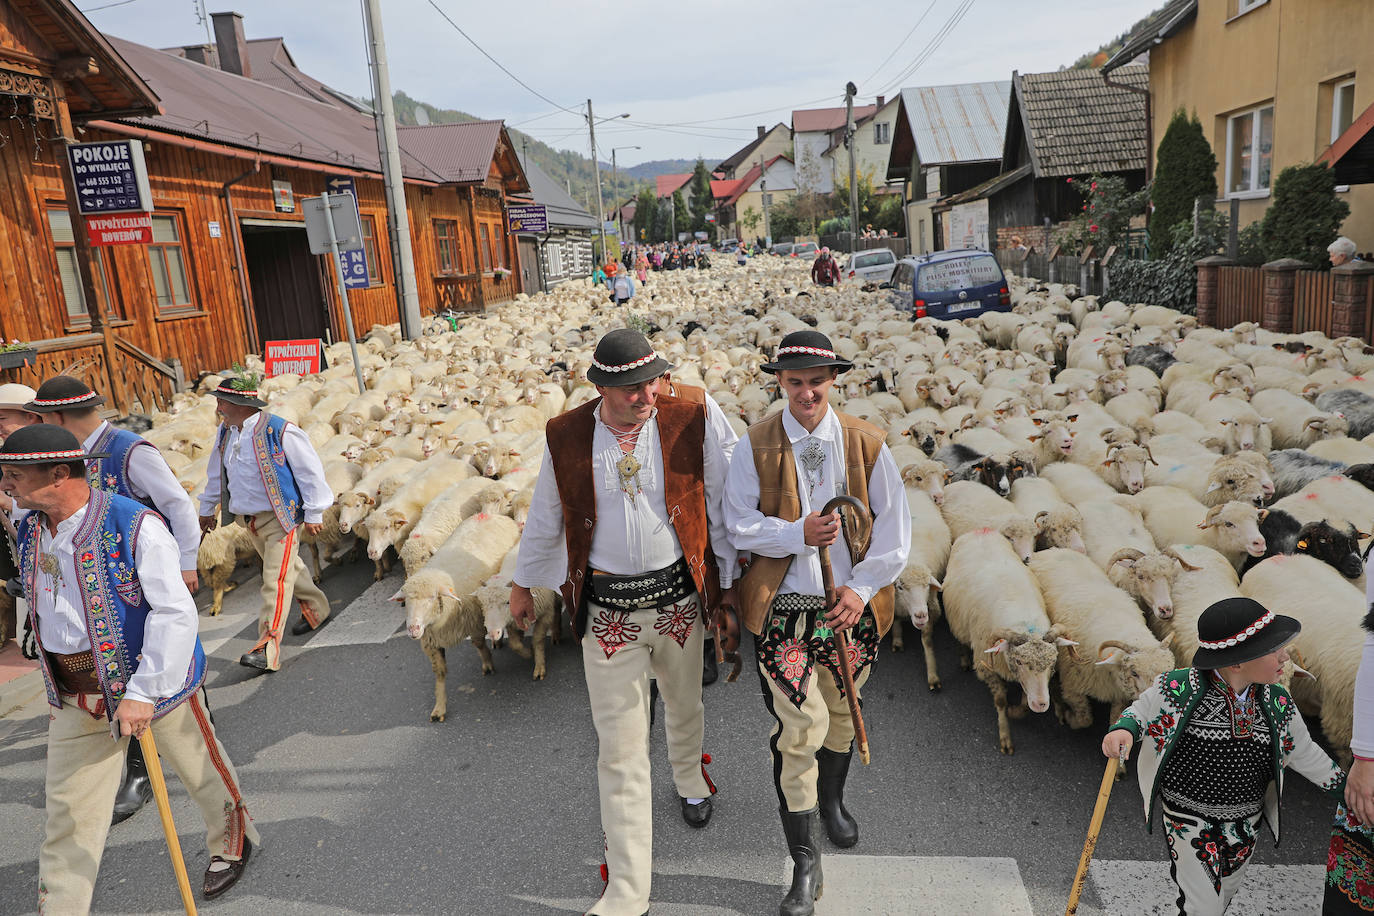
left=1089, top=225, right=1099, bottom=233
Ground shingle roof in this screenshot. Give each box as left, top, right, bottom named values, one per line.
left=793, top=105, right=877, bottom=134
left=898, top=81, right=1010, bottom=165
left=107, top=36, right=444, bottom=181
left=656, top=173, right=692, bottom=198
left=1013, top=66, right=1148, bottom=177
left=516, top=152, right=597, bottom=230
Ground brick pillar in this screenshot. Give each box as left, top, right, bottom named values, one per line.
left=1260, top=258, right=1306, bottom=332
left=1331, top=260, right=1374, bottom=339
left=1194, top=255, right=1233, bottom=328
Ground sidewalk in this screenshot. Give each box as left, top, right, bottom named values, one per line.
left=0, top=637, right=42, bottom=721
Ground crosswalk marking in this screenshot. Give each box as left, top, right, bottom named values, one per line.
left=1090, top=859, right=1323, bottom=915
left=301, top=571, right=406, bottom=649
left=798, top=854, right=1035, bottom=915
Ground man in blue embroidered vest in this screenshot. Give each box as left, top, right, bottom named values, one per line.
left=0, top=425, right=258, bottom=913
left=27, top=376, right=204, bottom=825
left=1103, top=597, right=1345, bottom=915
left=198, top=374, right=333, bottom=672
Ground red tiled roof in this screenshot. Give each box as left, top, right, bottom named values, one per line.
left=792, top=105, right=877, bottom=134
left=723, top=154, right=791, bottom=205
left=710, top=178, right=744, bottom=200
left=656, top=173, right=692, bottom=197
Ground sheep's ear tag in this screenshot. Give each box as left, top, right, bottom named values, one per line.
left=1205, top=480, right=1223, bottom=493
left=1297, top=539, right=1308, bottom=549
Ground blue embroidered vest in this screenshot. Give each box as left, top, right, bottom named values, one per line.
left=86, top=424, right=159, bottom=514
left=215, top=412, right=304, bottom=532
left=21, top=489, right=207, bottom=719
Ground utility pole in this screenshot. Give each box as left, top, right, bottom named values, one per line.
left=759, top=155, right=770, bottom=247
left=845, top=81, right=859, bottom=257
left=587, top=99, right=607, bottom=262
left=362, top=0, right=421, bottom=338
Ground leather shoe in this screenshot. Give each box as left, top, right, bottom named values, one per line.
left=680, top=796, right=712, bottom=828
left=203, top=837, right=252, bottom=899
left=239, top=649, right=270, bottom=671
left=702, top=639, right=718, bottom=686
left=291, top=611, right=333, bottom=637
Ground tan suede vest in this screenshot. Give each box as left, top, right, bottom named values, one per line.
left=545, top=395, right=720, bottom=637
left=738, top=409, right=895, bottom=637
left=667, top=381, right=706, bottom=405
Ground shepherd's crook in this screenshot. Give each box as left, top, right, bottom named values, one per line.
left=1065, top=755, right=1122, bottom=915
left=818, top=494, right=872, bottom=765
left=138, top=729, right=199, bottom=916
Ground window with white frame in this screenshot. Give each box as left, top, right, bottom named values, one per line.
left=874, top=122, right=890, bottom=144
left=1333, top=79, right=1356, bottom=144
left=1226, top=104, right=1274, bottom=196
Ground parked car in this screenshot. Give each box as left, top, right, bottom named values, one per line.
left=791, top=241, right=819, bottom=259
left=885, top=248, right=1010, bottom=320
left=771, top=242, right=795, bottom=256
left=719, top=238, right=739, bottom=253
left=842, top=248, right=898, bottom=285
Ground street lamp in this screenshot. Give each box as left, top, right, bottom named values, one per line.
left=611, top=145, right=640, bottom=243
left=586, top=102, right=630, bottom=261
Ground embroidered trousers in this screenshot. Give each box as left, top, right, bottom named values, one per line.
left=1160, top=801, right=1263, bottom=916
left=754, top=607, right=876, bottom=813
left=38, top=690, right=258, bottom=915
left=583, top=594, right=712, bottom=916
left=240, top=511, right=330, bottom=670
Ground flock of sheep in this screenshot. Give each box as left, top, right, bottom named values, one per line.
left=137, top=257, right=1374, bottom=760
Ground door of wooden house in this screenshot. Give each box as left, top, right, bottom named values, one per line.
left=241, top=222, right=330, bottom=347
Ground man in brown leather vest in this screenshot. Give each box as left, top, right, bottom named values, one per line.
left=724, top=330, right=910, bottom=916
left=511, top=329, right=738, bottom=916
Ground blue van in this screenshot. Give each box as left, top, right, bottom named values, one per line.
left=885, top=248, right=1010, bottom=320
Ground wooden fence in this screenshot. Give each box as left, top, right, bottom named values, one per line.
left=1292, top=271, right=1336, bottom=335
left=1202, top=264, right=1374, bottom=341
left=1215, top=266, right=1265, bottom=329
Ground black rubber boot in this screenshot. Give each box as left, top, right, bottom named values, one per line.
left=779, top=806, right=823, bottom=916
left=816, top=746, right=858, bottom=848
left=111, top=740, right=152, bottom=825
left=702, top=637, right=718, bottom=686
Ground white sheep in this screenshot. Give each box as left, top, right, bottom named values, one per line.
left=938, top=480, right=1038, bottom=562
left=196, top=523, right=259, bottom=617
left=1132, top=487, right=1267, bottom=569
left=1250, top=387, right=1348, bottom=449
left=1076, top=497, right=1157, bottom=571
left=1104, top=546, right=1199, bottom=620
left=472, top=583, right=562, bottom=681
left=891, top=488, right=952, bottom=686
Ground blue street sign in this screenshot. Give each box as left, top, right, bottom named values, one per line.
left=325, top=177, right=369, bottom=289
left=67, top=140, right=153, bottom=215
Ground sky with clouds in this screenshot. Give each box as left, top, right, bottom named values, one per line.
left=79, top=0, right=1163, bottom=166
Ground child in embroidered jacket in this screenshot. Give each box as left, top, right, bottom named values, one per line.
left=1102, top=596, right=1345, bottom=915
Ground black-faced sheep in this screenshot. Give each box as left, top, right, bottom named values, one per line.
left=1240, top=512, right=1364, bottom=581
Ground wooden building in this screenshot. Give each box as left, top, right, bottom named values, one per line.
left=0, top=6, right=527, bottom=414
left=513, top=151, right=596, bottom=292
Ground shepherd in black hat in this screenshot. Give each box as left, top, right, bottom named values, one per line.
left=0, top=424, right=258, bottom=911
left=723, top=328, right=910, bottom=916
left=509, top=327, right=739, bottom=916
left=28, top=375, right=206, bottom=824
left=198, top=368, right=334, bottom=673
left=1102, top=596, right=1346, bottom=914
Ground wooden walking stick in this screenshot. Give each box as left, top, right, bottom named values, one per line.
left=1065, top=755, right=1122, bottom=916
left=138, top=729, right=199, bottom=916
left=817, top=495, right=873, bottom=765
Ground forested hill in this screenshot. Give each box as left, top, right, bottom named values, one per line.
left=1065, top=1, right=1172, bottom=69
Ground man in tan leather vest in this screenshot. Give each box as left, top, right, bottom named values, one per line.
left=511, top=329, right=738, bottom=916
left=724, top=330, right=910, bottom=916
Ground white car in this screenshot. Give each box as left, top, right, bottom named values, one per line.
left=843, top=248, right=897, bottom=285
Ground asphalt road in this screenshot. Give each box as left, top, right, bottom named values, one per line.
left=0, top=555, right=1342, bottom=915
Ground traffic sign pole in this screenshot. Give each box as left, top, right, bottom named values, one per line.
left=320, top=190, right=367, bottom=394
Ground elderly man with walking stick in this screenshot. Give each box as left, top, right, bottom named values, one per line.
left=724, top=329, right=910, bottom=916
left=1, top=425, right=257, bottom=914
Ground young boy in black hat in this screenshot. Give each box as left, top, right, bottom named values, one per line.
left=1102, top=596, right=1346, bottom=915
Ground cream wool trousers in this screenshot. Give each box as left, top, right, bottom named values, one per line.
left=241, top=510, right=331, bottom=670
left=582, top=594, right=712, bottom=916
left=38, top=690, right=259, bottom=915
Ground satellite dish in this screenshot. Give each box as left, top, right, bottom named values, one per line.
left=415, top=105, right=431, bottom=126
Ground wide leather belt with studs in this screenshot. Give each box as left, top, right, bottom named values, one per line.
left=586, top=557, right=694, bottom=610
left=771, top=593, right=827, bottom=613
left=48, top=650, right=100, bottom=694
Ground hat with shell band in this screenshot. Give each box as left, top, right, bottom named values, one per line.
left=23, top=377, right=106, bottom=413
left=760, top=329, right=854, bottom=375
left=0, top=424, right=107, bottom=465
left=586, top=329, right=675, bottom=387
left=208, top=369, right=267, bottom=408
left=1191, top=596, right=1301, bottom=669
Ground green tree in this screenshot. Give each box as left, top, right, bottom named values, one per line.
left=634, top=187, right=658, bottom=242
left=671, top=190, right=689, bottom=240
left=1149, top=109, right=1218, bottom=257
left=688, top=159, right=713, bottom=232
left=1255, top=163, right=1351, bottom=267
left=740, top=206, right=761, bottom=235
left=1055, top=174, right=1150, bottom=253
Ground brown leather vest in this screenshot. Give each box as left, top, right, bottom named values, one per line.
left=667, top=381, right=707, bottom=405
left=545, top=395, right=720, bottom=636
left=737, top=409, right=895, bottom=637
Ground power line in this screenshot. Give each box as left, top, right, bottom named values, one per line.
left=860, top=0, right=938, bottom=89
left=423, top=0, right=581, bottom=116
left=78, top=0, right=142, bottom=11
left=876, top=0, right=976, bottom=98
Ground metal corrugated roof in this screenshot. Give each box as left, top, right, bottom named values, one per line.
left=899, top=81, right=1011, bottom=165
left=107, top=36, right=443, bottom=181
left=395, top=120, right=504, bottom=184
left=516, top=152, right=597, bottom=230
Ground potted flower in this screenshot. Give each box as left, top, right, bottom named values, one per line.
left=0, top=339, right=37, bottom=370
left=493, top=266, right=512, bottom=281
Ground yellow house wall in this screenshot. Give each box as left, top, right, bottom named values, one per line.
left=736, top=187, right=797, bottom=238
left=1149, top=0, right=1374, bottom=250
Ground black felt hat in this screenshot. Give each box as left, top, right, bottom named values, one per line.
left=586, top=329, right=675, bottom=387
left=208, top=370, right=267, bottom=408
left=760, top=330, right=854, bottom=375
left=1191, top=596, right=1301, bottom=669
left=0, top=424, right=107, bottom=465
left=24, top=377, right=106, bottom=413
